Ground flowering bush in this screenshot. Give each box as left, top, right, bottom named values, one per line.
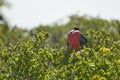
left=0, top=29, right=120, bottom=80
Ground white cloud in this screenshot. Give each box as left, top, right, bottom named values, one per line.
left=2, top=0, right=120, bottom=29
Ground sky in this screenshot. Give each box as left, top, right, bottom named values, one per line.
left=1, top=0, right=120, bottom=29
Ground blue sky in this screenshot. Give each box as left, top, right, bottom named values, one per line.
left=2, top=0, right=120, bottom=29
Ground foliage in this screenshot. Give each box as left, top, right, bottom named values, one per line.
left=0, top=26, right=29, bottom=47
left=0, top=28, right=120, bottom=79
left=0, top=0, right=4, bottom=7
left=0, top=0, right=7, bottom=22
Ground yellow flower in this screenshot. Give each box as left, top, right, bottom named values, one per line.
left=99, top=47, right=110, bottom=52
left=92, top=75, right=107, bottom=80
left=99, top=77, right=107, bottom=80
left=115, top=59, right=120, bottom=65
left=92, top=75, right=100, bottom=80
left=76, top=51, right=81, bottom=56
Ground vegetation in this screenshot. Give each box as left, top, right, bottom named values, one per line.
left=0, top=1, right=120, bottom=79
